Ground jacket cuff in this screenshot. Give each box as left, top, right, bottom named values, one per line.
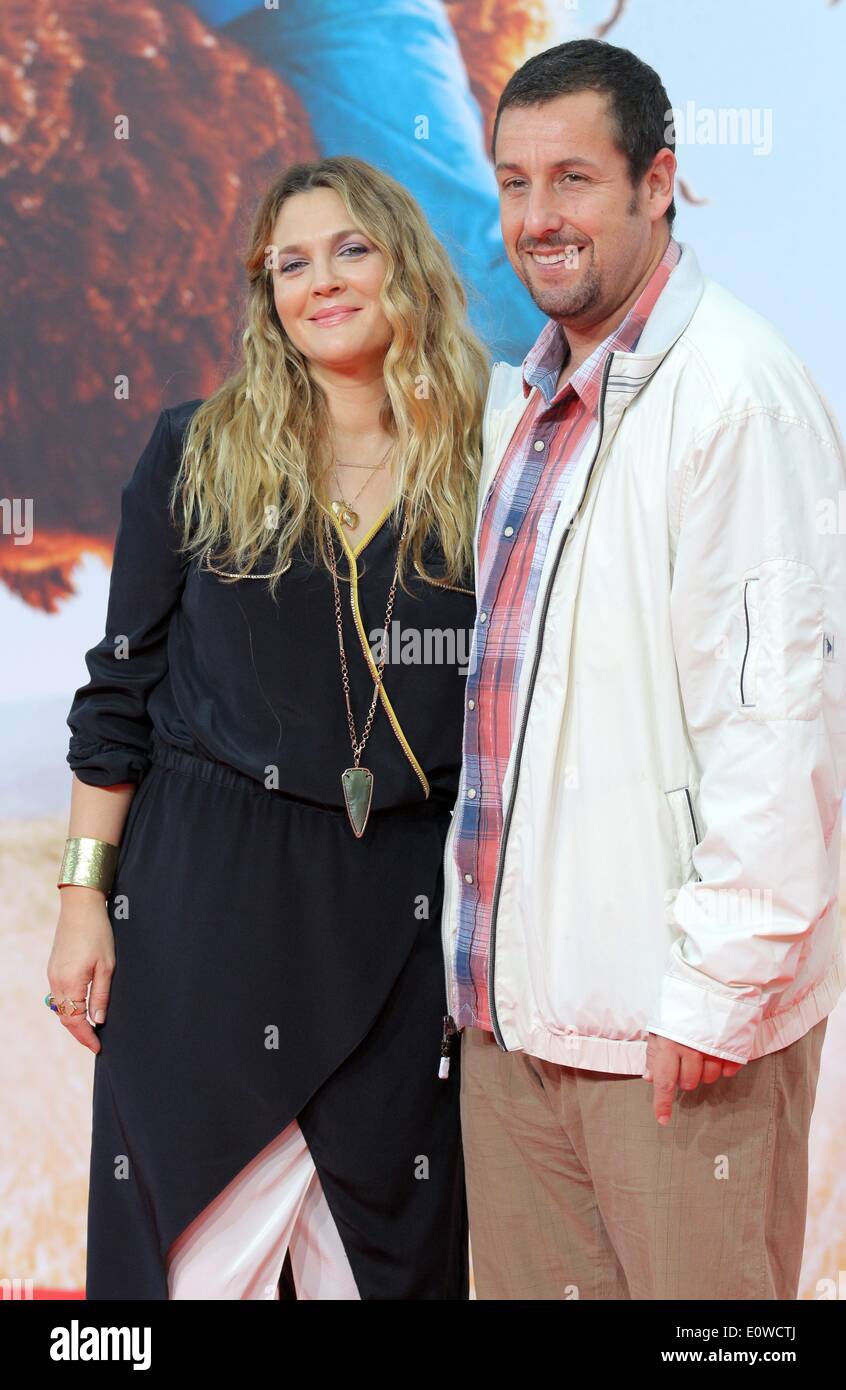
left=648, top=971, right=764, bottom=1064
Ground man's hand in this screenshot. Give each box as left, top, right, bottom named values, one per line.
left=643, top=1033, right=744, bottom=1125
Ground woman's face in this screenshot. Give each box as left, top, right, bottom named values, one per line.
left=269, top=187, right=393, bottom=376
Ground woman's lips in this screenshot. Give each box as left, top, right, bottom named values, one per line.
left=308, top=307, right=361, bottom=327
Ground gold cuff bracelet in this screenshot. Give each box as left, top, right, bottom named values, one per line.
left=58, top=837, right=120, bottom=894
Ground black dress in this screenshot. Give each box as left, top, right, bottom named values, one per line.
left=66, top=400, right=476, bottom=1299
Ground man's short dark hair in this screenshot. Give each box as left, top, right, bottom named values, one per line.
left=492, top=38, right=676, bottom=230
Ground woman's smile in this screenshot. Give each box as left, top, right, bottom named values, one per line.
left=308, top=306, right=362, bottom=327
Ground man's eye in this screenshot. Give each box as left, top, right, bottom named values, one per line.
left=501, top=175, right=585, bottom=192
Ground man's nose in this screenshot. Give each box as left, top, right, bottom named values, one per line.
left=520, top=193, right=565, bottom=242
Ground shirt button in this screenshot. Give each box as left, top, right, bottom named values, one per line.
left=466, top=787, right=476, bottom=798
left=503, top=525, right=514, bottom=537
left=468, top=698, right=475, bottom=710
left=533, top=439, right=545, bottom=451
left=464, top=873, right=474, bottom=884
left=479, top=611, right=487, bottom=622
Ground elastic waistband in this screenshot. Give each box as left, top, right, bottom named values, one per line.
left=148, top=731, right=452, bottom=822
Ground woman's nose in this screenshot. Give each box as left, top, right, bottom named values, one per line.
left=310, top=259, right=344, bottom=294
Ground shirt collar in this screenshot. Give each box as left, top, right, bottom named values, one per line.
left=521, top=236, right=682, bottom=417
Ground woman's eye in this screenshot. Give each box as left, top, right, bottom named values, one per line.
left=279, top=245, right=369, bottom=274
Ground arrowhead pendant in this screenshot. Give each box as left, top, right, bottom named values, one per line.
left=341, top=767, right=374, bottom=838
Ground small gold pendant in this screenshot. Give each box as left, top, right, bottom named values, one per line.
left=330, top=499, right=359, bottom=529
left=341, top=767, right=374, bottom=837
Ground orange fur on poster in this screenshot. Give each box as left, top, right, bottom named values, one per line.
left=0, top=0, right=317, bottom=610
left=0, top=0, right=555, bottom=612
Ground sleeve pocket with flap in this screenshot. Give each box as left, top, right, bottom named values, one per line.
left=738, top=558, right=825, bottom=721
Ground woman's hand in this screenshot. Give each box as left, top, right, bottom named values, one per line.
left=50, top=774, right=135, bottom=1052
left=48, top=886, right=116, bottom=1053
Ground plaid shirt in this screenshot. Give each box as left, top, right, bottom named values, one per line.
left=452, top=237, right=682, bottom=1031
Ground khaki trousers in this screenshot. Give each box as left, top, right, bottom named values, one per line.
left=460, top=1018, right=828, bottom=1300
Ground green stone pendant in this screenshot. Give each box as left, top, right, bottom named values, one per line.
left=341, top=767, right=374, bottom=838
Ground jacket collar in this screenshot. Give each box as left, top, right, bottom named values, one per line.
left=502, top=239, right=705, bottom=398
left=478, top=242, right=707, bottom=511
left=521, top=236, right=683, bottom=417
left=609, top=238, right=705, bottom=378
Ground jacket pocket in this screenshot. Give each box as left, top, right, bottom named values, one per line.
left=665, top=784, right=702, bottom=884
left=739, top=576, right=759, bottom=707
left=738, top=559, right=824, bottom=720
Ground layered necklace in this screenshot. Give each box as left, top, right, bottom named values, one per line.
left=328, top=445, right=391, bottom=530
left=324, top=444, right=402, bottom=838
left=325, top=511, right=406, bottom=839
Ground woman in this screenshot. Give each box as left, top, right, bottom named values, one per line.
left=48, top=155, right=488, bottom=1299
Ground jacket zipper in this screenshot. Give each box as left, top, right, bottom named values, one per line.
left=436, top=374, right=503, bottom=1064
left=486, top=352, right=616, bottom=1049
left=683, top=786, right=703, bottom=882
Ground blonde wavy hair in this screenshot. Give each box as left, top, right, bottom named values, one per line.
left=169, top=156, right=490, bottom=601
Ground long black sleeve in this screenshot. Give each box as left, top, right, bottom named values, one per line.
left=66, top=408, right=190, bottom=786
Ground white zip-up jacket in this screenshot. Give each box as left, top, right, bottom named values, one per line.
left=441, top=241, right=846, bottom=1072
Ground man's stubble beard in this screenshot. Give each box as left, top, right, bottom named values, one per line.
left=522, top=254, right=603, bottom=323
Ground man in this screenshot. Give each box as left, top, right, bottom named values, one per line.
left=441, top=38, right=846, bottom=1300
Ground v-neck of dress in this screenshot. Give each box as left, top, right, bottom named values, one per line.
left=327, top=497, right=398, bottom=562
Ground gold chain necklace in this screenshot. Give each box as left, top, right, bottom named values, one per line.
left=325, top=512, right=406, bottom=837
left=329, top=446, right=391, bottom=529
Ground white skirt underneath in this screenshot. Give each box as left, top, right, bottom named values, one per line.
left=165, top=1118, right=361, bottom=1300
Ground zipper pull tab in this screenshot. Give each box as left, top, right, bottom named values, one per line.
left=438, top=1013, right=457, bottom=1079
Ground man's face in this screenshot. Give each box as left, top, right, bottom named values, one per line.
left=494, top=89, right=668, bottom=327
